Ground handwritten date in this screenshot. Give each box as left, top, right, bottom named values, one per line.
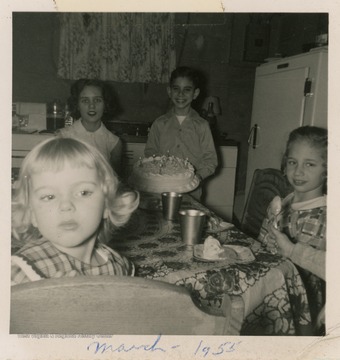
left=87, top=334, right=241, bottom=357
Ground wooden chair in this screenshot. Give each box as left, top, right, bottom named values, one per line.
left=10, top=275, right=244, bottom=335
left=241, top=168, right=292, bottom=239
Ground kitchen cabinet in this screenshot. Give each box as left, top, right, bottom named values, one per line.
left=11, top=133, right=147, bottom=179
left=12, top=133, right=53, bottom=168
left=245, top=47, right=327, bottom=199
left=122, top=142, right=146, bottom=180
left=12, top=133, right=53, bottom=186
left=203, top=146, right=238, bottom=222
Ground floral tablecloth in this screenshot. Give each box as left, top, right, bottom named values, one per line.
left=108, top=193, right=313, bottom=336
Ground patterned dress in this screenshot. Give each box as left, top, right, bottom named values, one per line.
left=258, top=194, right=326, bottom=328
left=11, top=237, right=134, bottom=285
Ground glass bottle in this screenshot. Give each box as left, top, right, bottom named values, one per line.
left=206, top=102, right=217, bottom=128
left=46, top=99, right=64, bottom=131
left=64, top=104, right=73, bottom=127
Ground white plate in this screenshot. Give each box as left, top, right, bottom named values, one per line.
left=193, top=244, right=255, bottom=263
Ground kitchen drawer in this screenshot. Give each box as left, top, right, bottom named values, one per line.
left=12, top=133, right=53, bottom=167
left=122, top=142, right=145, bottom=179
left=124, top=142, right=145, bottom=160
left=12, top=150, right=29, bottom=168
left=204, top=168, right=236, bottom=207
left=12, top=133, right=53, bottom=150
left=219, top=146, right=238, bottom=168
left=203, top=146, right=238, bottom=222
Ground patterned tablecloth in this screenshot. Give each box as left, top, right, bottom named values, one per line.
left=108, top=193, right=313, bottom=336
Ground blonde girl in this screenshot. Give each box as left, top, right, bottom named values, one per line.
left=11, top=137, right=139, bottom=285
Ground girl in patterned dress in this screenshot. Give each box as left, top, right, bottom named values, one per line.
left=258, top=125, right=327, bottom=334
left=11, top=137, right=139, bottom=285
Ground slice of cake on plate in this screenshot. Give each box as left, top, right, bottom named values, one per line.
left=202, top=236, right=237, bottom=260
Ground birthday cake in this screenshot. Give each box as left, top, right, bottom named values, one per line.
left=129, top=155, right=199, bottom=193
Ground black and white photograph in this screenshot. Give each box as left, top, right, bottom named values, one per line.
left=1, top=1, right=340, bottom=359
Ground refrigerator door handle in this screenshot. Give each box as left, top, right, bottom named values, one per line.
left=248, top=124, right=260, bottom=149
left=304, top=78, right=313, bottom=97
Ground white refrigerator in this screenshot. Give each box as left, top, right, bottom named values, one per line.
left=245, top=47, right=328, bottom=199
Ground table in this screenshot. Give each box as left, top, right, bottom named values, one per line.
left=108, top=193, right=314, bottom=336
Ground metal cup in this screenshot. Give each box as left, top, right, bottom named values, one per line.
left=161, top=192, right=183, bottom=221
left=179, top=209, right=206, bottom=247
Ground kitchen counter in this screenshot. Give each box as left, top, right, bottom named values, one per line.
left=12, top=130, right=237, bottom=146
left=12, top=131, right=148, bottom=143
left=120, top=133, right=238, bottom=146
left=120, top=135, right=148, bottom=143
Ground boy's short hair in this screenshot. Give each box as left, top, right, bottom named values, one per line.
left=170, top=66, right=200, bottom=89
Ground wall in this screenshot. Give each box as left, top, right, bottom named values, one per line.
left=12, top=12, right=328, bottom=193
left=173, top=13, right=257, bottom=193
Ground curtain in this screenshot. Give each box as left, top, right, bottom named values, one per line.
left=57, top=13, right=176, bottom=83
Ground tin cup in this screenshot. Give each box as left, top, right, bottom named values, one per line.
left=179, top=209, right=206, bottom=247
left=161, top=192, right=183, bottom=221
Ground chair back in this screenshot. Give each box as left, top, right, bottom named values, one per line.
left=10, top=275, right=244, bottom=335
left=241, top=168, right=292, bottom=238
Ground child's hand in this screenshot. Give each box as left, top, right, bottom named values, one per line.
left=268, top=225, right=294, bottom=258
left=267, top=196, right=282, bottom=229
left=262, top=234, right=278, bottom=254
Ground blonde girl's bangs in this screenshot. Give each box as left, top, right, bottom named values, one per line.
left=12, top=137, right=119, bottom=241
left=23, top=138, right=98, bottom=175
left=16, top=137, right=117, bottom=202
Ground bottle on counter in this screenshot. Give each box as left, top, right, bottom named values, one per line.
left=64, top=104, right=74, bottom=127
left=46, top=99, right=65, bottom=131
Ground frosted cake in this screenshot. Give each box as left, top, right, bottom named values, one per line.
left=129, top=155, right=199, bottom=193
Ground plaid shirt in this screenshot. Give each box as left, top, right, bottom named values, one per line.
left=144, top=108, right=218, bottom=180
left=259, top=193, right=326, bottom=250
left=258, top=194, right=326, bottom=323
left=11, top=238, right=134, bottom=286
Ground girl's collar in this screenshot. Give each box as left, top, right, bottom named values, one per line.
left=286, top=193, right=327, bottom=210
left=80, top=118, right=102, bottom=132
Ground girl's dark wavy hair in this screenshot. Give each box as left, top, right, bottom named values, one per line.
left=67, top=79, right=117, bottom=122
left=281, top=125, right=328, bottom=194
